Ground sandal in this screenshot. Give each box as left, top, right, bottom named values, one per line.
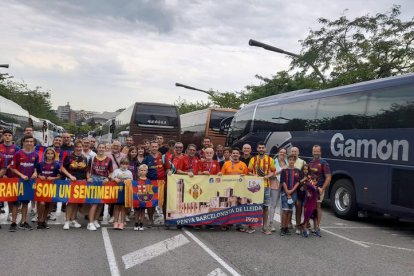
left=261, top=228, right=272, bottom=235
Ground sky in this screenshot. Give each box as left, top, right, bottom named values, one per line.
left=1, top=0, right=413, bottom=112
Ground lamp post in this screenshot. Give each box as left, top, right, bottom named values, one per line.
left=248, top=39, right=326, bottom=84
left=175, top=83, right=214, bottom=96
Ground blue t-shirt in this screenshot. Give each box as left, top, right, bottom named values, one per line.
left=280, top=168, right=301, bottom=190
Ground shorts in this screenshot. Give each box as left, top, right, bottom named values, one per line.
left=263, top=188, right=271, bottom=207
left=91, top=175, right=107, bottom=182
left=297, top=189, right=306, bottom=204
left=8, top=200, right=29, bottom=207
left=317, top=189, right=325, bottom=203
left=281, top=192, right=297, bottom=211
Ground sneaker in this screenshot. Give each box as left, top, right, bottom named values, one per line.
left=19, top=222, right=33, bottom=231
left=303, top=229, right=309, bottom=238
left=9, top=223, right=17, bottom=232
left=93, top=220, right=101, bottom=229
left=314, top=228, right=322, bottom=237
left=37, top=223, right=45, bottom=230
left=138, top=223, right=144, bottom=231
left=295, top=229, right=301, bottom=235
left=125, top=216, right=130, bottom=222
left=280, top=228, right=286, bottom=236
left=63, top=221, right=70, bottom=230
left=246, top=227, right=256, bottom=234
left=48, top=213, right=57, bottom=221
left=134, top=223, right=139, bottom=231
left=31, top=216, right=38, bottom=222
left=70, top=220, right=82, bottom=228
left=108, top=216, right=114, bottom=223
left=43, top=222, right=50, bottom=229
left=270, top=225, right=277, bottom=232
left=87, top=223, right=97, bottom=231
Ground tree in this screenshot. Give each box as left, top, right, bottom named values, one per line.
left=0, top=79, right=59, bottom=122
left=244, top=5, right=414, bottom=101
left=174, top=97, right=211, bottom=114
left=208, top=91, right=246, bottom=109
left=292, top=5, right=414, bottom=86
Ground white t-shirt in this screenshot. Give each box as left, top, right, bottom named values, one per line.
left=83, top=150, right=97, bottom=163
left=112, top=168, right=133, bottom=181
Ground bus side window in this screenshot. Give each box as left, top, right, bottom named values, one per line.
left=366, top=86, right=414, bottom=129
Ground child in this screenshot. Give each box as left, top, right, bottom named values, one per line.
left=35, top=148, right=61, bottom=230
left=134, top=164, right=149, bottom=231
left=298, top=164, right=319, bottom=237
left=279, top=154, right=301, bottom=236
left=112, top=158, right=133, bottom=230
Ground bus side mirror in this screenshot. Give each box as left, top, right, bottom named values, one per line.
left=219, top=116, right=233, bottom=134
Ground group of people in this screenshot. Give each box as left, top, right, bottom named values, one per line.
left=0, top=128, right=331, bottom=237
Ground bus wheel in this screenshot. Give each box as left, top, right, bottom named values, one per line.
left=331, top=179, right=357, bottom=220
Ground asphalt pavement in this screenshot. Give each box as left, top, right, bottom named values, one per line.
left=0, top=204, right=413, bottom=276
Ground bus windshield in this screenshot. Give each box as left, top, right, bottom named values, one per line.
left=134, top=105, right=179, bottom=128
left=209, top=110, right=236, bottom=131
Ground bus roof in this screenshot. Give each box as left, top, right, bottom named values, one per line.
left=247, top=73, right=414, bottom=107
left=180, top=107, right=237, bottom=117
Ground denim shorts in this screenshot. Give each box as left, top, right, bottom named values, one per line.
left=263, top=188, right=271, bottom=207
left=91, top=175, right=107, bottom=182
left=281, top=191, right=297, bottom=211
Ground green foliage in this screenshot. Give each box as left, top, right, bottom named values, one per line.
left=244, top=5, right=414, bottom=102
left=175, top=97, right=211, bottom=114
left=60, top=122, right=92, bottom=135
left=293, top=5, right=414, bottom=86
left=208, top=91, right=245, bottom=109
left=0, top=79, right=59, bottom=122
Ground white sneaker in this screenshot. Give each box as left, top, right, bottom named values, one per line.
left=269, top=224, right=277, bottom=232
left=93, top=220, right=101, bottom=229
left=108, top=216, right=114, bottom=223
left=63, top=221, right=70, bottom=230
left=31, top=216, right=37, bottom=222
left=125, top=216, right=130, bottom=222
left=48, top=213, right=57, bottom=221
left=70, top=220, right=82, bottom=228
left=87, top=223, right=97, bottom=231
left=295, top=229, right=301, bottom=235
left=139, top=226, right=144, bottom=231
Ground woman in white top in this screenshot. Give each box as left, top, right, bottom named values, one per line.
left=268, top=148, right=287, bottom=232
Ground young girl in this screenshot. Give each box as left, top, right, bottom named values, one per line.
left=112, top=158, right=133, bottom=230
left=298, top=164, right=319, bottom=237
left=134, top=164, right=150, bottom=231
left=127, top=146, right=139, bottom=180
left=87, top=143, right=113, bottom=231
left=35, top=148, right=61, bottom=230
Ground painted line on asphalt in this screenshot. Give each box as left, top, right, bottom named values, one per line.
left=273, top=213, right=369, bottom=248
left=122, top=234, right=190, bottom=269
left=356, top=241, right=414, bottom=252
left=183, top=229, right=241, bottom=276
left=207, top=267, right=228, bottom=276
left=102, top=227, right=121, bottom=276
left=322, top=226, right=376, bottom=229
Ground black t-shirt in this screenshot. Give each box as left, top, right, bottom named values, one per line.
left=63, top=153, right=88, bottom=180
left=240, top=156, right=252, bottom=167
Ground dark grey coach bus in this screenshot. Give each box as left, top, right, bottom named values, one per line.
left=226, top=73, right=414, bottom=220
left=100, top=102, right=180, bottom=145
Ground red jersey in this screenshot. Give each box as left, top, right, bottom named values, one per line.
left=199, top=159, right=220, bottom=175
left=89, top=156, right=113, bottom=177
left=184, top=155, right=201, bottom=174
left=165, top=154, right=187, bottom=173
